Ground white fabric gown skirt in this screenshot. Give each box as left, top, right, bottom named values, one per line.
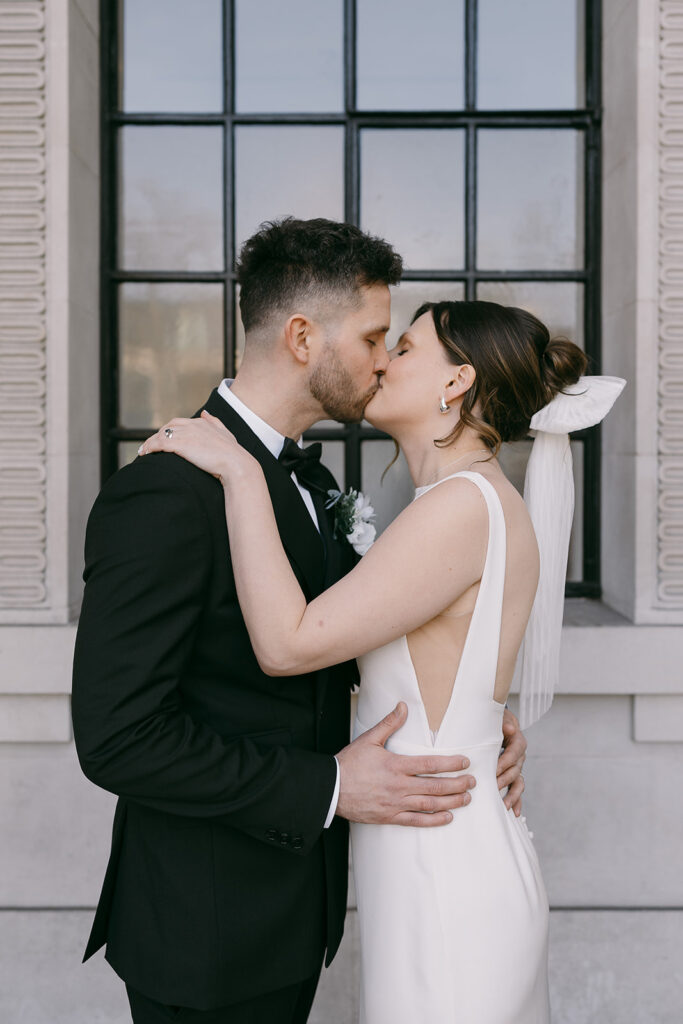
left=350, top=472, right=550, bottom=1023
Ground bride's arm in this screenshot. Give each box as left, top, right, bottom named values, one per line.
left=141, top=412, right=488, bottom=676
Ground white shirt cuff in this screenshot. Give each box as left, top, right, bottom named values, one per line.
left=323, top=756, right=340, bottom=828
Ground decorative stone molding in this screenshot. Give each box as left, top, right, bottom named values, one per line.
left=658, top=2, right=683, bottom=609
left=0, top=1, right=47, bottom=610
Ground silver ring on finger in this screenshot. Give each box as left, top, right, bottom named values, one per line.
left=164, top=427, right=174, bottom=439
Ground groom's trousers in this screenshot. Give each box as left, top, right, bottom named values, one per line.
left=125, top=964, right=322, bottom=1024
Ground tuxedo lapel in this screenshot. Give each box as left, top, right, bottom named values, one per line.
left=301, top=461, right=361, bottom=717
left=198, top=389, right=325, bottom=598
left=310, top=466, right=355, bottom=590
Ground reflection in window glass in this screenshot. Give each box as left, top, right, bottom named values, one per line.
left=498, top=438, right=583, bottom=581
left=121, top=0, right=223, bottom=112
left=119, top=283, right=224, bottom=428
left=477, top=129, right=584, bottom=270
left=361, top=441, right=414, bottom=537
left=475, top=282, right=584, bottom=351
left=357, top=0, right=465, bottom=110
left=235, top=127, right=344, bottom=252
left=119, top=127, right=224, bottom=271
left=478, top=0, right=584, bottom=110
left=388, top=282, right=466, bottom=350
left=235, top=0, right=343, bottom=112
left=361, top=130, right=465, bottom=270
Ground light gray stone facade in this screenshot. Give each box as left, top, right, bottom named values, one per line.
left=0, top=1, right=681, bottom=1021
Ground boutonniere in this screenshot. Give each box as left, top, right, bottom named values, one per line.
left=325, top=488, right=376, bottom=556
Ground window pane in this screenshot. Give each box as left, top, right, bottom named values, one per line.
left=119, top=127, right=223, bottom=271
left=357, top=0, right=465, bottom=110
left=235, top=127, right=344, bottom=252
left=118, top=441, right=141, bottom=469
left=498, top=438, right=583, bottom=582
left=477, top=129, right=584, bottom=270
left=121, top=0, right=223, bottom=112
left=361, top=130, right=465, bottom=270
left=478, top=0, right=584, bottom=110
left=235, top=0, right=343, bottom=112
left=475, top=282, right=584, bottom=351
left=320, top=441, right=346, bottom=491
left=388, top=281, right=466, bottom=350
left=119, top=283, right=224, bottom=428
left=361, top=442, right=414, bottom=537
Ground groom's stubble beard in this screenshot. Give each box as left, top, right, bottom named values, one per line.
left=308, top=340, right=379, bottom=423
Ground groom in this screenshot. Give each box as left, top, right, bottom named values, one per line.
left=72, top=217, right=527, bottom=1023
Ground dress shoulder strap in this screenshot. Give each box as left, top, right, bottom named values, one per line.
left=414, top=469, right=502, bottom=506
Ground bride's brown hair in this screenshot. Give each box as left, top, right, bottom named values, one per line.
left=412, top=300, right=588, bottom=455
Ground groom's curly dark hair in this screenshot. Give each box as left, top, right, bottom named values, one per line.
left=236, top=217, right=403, bottom=334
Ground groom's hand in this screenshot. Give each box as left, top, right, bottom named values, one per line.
left=497, top=708, right=527, bottom=816
left=335, top=702, right=476, bottom=827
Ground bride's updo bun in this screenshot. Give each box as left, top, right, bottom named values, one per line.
left=540, top=335, right=588, bottom=398
left=411, top=300, right=588, bottom=452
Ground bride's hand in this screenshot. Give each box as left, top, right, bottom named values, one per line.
left=138, top=410, right=259, bottom=485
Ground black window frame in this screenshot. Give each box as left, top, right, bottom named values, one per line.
left=100, top=0, right=602, bottom=597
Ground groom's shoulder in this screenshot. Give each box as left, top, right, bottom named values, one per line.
left=84, top=454, right=223, bottom=559
left=95, top=451, right=220, bottom=511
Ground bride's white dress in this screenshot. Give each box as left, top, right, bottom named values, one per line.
left=350, top=471, right=550, bottom=1023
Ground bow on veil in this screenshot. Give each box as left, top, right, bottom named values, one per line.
left=514, top=375, right=626, bottom=729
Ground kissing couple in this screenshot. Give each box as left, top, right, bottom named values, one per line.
left=72, top=217, right=624, bottom=1023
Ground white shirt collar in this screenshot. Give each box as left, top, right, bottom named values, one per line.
left=217, top=379, right=300, bottom=459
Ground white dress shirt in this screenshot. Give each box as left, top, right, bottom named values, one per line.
left=217, top=379, right=340, bottom=828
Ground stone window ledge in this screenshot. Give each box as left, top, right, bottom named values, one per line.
left=0, top=599, right=681, bottom=699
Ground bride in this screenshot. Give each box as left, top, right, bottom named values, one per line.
left=140, top=299, right=623, bottom=1023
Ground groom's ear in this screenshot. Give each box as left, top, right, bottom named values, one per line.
left=283, top=313, right=315, bottom=366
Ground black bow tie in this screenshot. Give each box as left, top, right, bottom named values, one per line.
left=278, top=437, right=325, bottom=492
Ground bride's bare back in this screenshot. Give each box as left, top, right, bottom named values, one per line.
left=406, top=464, right=539, bottom=731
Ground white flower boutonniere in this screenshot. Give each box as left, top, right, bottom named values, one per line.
left=325, top=488, right=376, bottom=556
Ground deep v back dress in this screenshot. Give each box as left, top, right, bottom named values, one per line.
left=350, top=471, right=550, bottom=1023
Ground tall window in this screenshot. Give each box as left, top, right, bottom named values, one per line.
left=102, top=0, right=601, bottom=595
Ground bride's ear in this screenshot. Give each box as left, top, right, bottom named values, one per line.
left=443, top=364, right=476, bottom=403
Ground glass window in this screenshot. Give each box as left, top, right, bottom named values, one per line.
left=388, top=282, right=466, bottom=350
left=235, top=0, right=343, bottom=112
left=120, top=0, right=223, bottom=112
left=357, top=0, right=465, bottom=110
left=118, top=441, right=142, bottom=469
left=475, top=282, right=584, bottom=351
left=477, top=129, right=584, bottom=270
left=105, top=0, right=601, bottom=593
left=320, top=441, right=346, bottom=491
left=119, top=127, right=224, bottom=271
left=362, top=442, right=414, bottom=537
left=235, top=126, right=345, bottom=251
left=118, top=283, right=224, bottom=430
left=477, top=0, right=584, bottom=110
left=361, top=130, right=465, bottom=270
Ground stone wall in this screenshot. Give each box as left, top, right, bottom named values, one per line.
left=0, top=2, right=681, bottom=1022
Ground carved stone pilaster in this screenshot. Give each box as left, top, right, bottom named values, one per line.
left=0, top=1, right=46, bottom=609
left=658, top=1, right=683, bottom=607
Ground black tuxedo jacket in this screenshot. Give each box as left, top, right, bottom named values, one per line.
left=71, top=389, right=359, bottom=1011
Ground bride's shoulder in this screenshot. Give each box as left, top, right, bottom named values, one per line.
left=397, top=473, right=490, bottom=544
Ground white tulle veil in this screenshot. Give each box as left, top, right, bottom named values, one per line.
left=514, top=375, right=626, bottom=728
